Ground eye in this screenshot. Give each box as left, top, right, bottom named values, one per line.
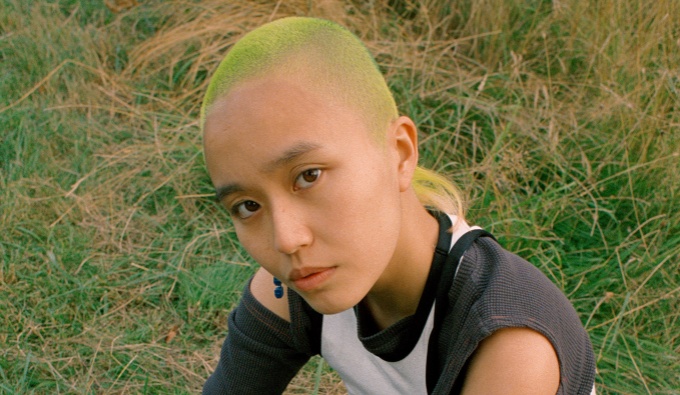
left=232, top=200, right=261, bottom=219
left=294, top=169, right=321, bottom=190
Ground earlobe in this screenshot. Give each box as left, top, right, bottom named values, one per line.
left=390, top=116, right=419, bottom=192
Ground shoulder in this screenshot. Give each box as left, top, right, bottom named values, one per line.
left=461, top=327, right=560, bottom=395
left=250, top=267, right=291, bottom=322
left=462, top=237, right=578, bottom=319
left=445, top=236, right=596, bottom=393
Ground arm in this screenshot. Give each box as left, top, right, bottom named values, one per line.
left=460, top=328, right=560, bottom=395
left=203, top=268, right=310, bottom=395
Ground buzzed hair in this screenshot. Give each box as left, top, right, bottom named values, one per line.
left=200, top=17, right=398, bottom=137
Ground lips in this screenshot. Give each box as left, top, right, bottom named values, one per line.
left=289, top=267, right=336, bottom=292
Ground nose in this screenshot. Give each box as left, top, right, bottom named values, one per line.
left=271, top=203, right=313, bottom=255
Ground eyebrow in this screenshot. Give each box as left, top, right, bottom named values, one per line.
left=214, top=141, right=322, bottom=202
left=215, top=183, right=244, bottom=202
left=263, top=141, right=322, bottom=173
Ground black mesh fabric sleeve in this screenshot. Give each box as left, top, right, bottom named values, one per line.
left=431, top=238, right=596, bottom=394
left=202, top=279, right=315, bottom=395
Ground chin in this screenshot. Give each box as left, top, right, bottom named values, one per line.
left=303, top=293, right=360, bottom=315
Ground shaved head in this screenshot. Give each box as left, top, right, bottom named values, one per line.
left=200, top=17, right=398, bottom=138
left=201, top=17, right=464, bottom=216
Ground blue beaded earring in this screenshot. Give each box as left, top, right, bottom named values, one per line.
left=273, top=277, right=284, bottom=299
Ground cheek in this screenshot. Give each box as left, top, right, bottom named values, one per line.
left=235, top=227, right=277, bottom=271
left=341, top=158, right=399, bottom=210
left=322, top=162, right=401, bottom=239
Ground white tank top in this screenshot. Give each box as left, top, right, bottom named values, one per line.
left=321, top=304, right=435, bottom=394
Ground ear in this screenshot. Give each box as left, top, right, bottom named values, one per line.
left=388, top=116, right=419, bottom=192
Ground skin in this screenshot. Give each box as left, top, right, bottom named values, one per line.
left=203, top=74, right=561, bottom=393
left=461, top=328, right=560, bottom=395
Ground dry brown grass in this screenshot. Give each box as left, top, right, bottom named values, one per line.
left=1, top=0, right=678, bottom=393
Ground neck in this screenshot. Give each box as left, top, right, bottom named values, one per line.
left=361, top=192, right=440, bottom=330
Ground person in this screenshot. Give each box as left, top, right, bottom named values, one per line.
left=200, top=16, right=596, bottom=395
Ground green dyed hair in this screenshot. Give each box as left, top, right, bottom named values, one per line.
left=200, top=17, right=397, bottom=135
left=201, top=17, right=464, bottom=217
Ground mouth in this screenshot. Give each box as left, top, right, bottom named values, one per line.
left=289, top=267, right=336, bottom=292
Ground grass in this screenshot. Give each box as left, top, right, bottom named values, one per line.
left=0, top=0, right=678, bottom=393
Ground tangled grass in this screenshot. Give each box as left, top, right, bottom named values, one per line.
left=1, top=0, right=678, bottom=393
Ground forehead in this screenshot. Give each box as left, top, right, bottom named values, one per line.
left=202, top=76, right=375, bottom=181
left=205, top=76, right=330, bottom=138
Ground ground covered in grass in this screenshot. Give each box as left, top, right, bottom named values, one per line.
left=1, top=0, right=678, bottom=393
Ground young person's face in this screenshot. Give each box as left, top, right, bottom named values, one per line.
left=203, top=77, right=408, bottom=314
